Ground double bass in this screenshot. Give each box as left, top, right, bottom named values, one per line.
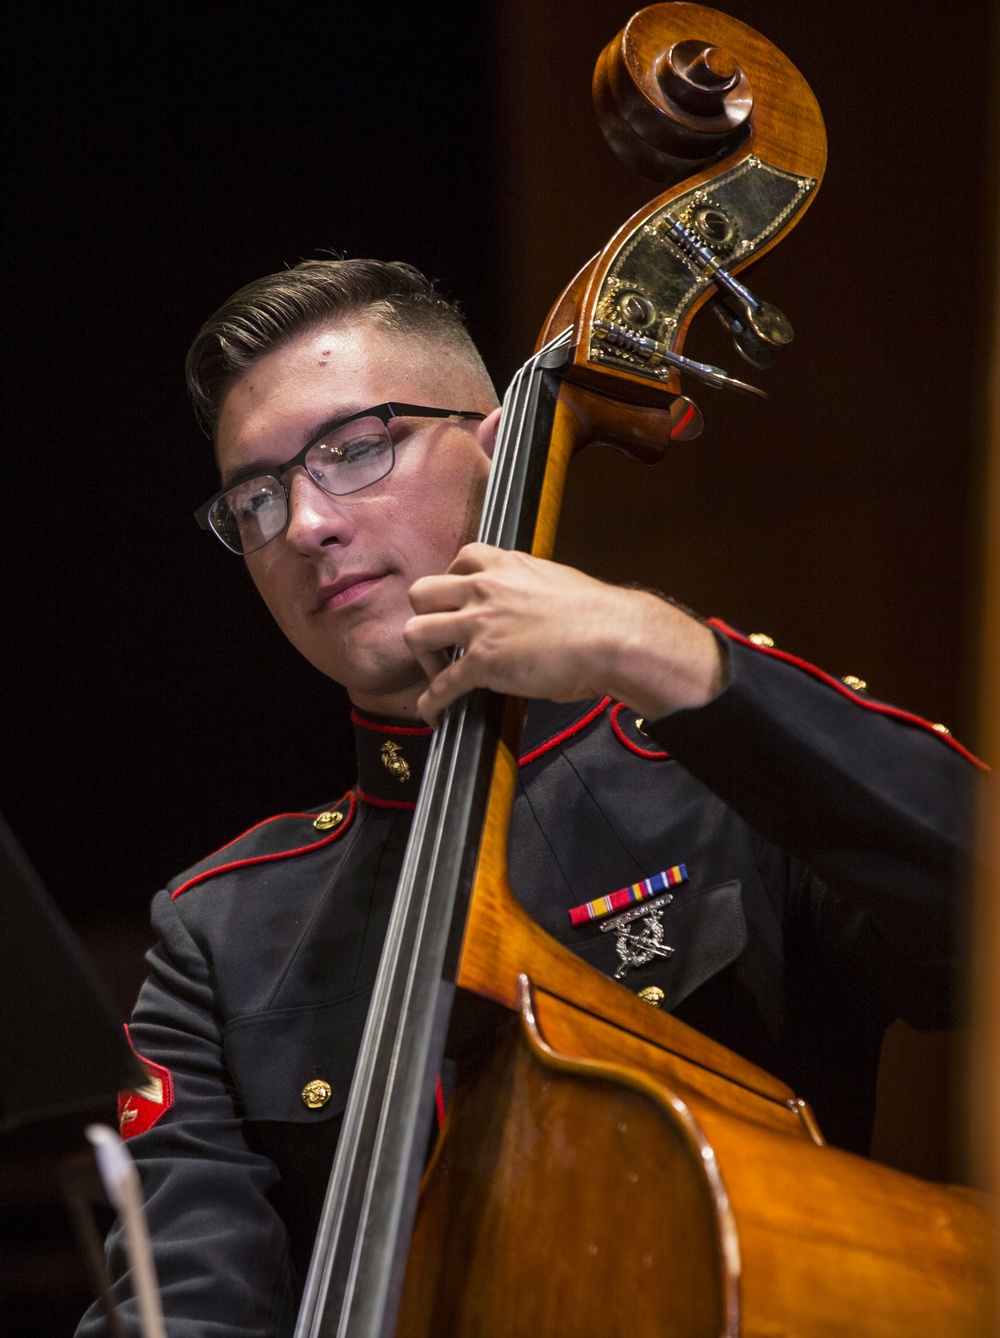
left=295, top=7, right=996, bottom=1334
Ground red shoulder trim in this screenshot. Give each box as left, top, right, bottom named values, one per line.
left=610, top=702, right=671, bottom=759
left=710, top=619, right=987, bottom=771
left=351, top=709, right=433, bottom=737
left=170, top=791, right=357, bottom=899
left=118, top=1025, right=174, bottom=1139
left=518, top=697, right=612, bottom=767
left=358, top=787, right=417, bottom=811
left=200, top=801, right=357, bottom=861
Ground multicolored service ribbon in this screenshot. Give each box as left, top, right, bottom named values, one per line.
left=567, top=865, right=688, bottom=926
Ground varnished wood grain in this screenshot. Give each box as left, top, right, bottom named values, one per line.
left=530, top=986, right=808, bottom=1140
left=397, top=990, right=733, bottom=1337
left=398, top=981, right=994, bottom=1336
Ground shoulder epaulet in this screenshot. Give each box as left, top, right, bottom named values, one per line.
left=710, top=619, right=987, bottom=770
left=169, top=790, right=357, bottom=900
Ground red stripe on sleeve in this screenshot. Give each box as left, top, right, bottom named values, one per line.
left=710, top=619, right=987, bottom=770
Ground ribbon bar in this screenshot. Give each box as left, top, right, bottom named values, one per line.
left=568, top=865, right=688, bottom=926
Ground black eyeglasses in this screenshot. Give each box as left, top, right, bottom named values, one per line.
left=195, top=402, right=487, bottom=556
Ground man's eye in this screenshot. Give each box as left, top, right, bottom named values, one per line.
left=311, top=433, right=382, bottom=479
left=341, top=435, right=383, bottom=464
left=238, top=487, right=281, bottom=517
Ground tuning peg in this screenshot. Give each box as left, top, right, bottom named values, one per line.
left=712, top=302, right=776, bottom=369
left=665, top=216, right=793, bottom=351
left=593, top=319, right=766, bottom=397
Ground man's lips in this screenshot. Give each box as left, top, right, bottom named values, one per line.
left=313, top=573, right=387, bottom=613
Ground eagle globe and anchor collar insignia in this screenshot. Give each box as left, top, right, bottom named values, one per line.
left=380, top=739, right=411, bottom=782
left=351, top=708, right=432, bottom=808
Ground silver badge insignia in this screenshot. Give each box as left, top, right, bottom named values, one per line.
left=600, top=894, right=676, bottom=980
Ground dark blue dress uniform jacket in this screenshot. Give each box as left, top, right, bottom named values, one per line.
left=77, top=626, right=980, bottom=1337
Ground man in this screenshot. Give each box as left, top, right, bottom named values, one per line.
left=79, top=258, right=978, bottom=1336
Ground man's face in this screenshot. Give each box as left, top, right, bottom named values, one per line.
left=216, top=319, right=498, bottom=715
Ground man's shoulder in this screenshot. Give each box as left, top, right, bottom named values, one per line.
left=165, top=790, right=359, bottom=902
left=520, top=696, right=674, bottom=768
left=520, top=697, right=612, bottom=765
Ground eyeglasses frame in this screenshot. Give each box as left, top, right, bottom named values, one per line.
left=194, top=402, right=488, bottom=555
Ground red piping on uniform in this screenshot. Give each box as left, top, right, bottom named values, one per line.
left=518, top=697, right=612, bottom=767
left=201, top=809, right=343, bottom=860
left=357, top=787, right=417, bottom=811
left=351, top=709, right=433, bottom=737
left=170, top=792, right=357, bottom=899
left=711, top=619, right=988, bottom=771
left=610, top=702, right=671, bottom=759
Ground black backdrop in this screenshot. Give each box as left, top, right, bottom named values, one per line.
left=4, top=2, right=498, bottom=921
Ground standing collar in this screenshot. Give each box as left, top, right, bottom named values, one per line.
left=351, top=708, right=433, bottom=809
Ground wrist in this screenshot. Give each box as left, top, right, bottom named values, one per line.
left=605, top=591, right=727, bottom=719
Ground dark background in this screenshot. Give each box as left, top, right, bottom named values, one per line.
left=2, top=1, right=996, bottom=1331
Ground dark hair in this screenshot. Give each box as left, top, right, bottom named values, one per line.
left=185, top=258, right=493, bottom=434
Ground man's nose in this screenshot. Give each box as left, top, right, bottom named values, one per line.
left=283, top=469, right=356, bottom=553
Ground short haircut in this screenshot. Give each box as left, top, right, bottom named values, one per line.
left=185, top=258, right=494, bottom=435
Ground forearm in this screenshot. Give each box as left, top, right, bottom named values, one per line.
left=595, top=589, right=728, bottom=718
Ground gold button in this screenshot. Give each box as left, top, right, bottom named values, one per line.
left=301, top=1079, right=332, bottom=1109
left=634, top=717, right=649, bottom=737
left=842, top=675, right=867, bottom=692
left=313, top=810, right=343, bottom=831
left=932, top=723, right=952, bottom=736
left=637, top=986, right=664, bottom=1007
left=748, top=633, right=774, bottom=648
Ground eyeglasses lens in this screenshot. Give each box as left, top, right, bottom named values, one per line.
left=210, top=477, right=287, bottom=555
left=306, top=417, right=394, bottom=496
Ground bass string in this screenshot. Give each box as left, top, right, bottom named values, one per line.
left=294, top=327, right=576, bottom=1338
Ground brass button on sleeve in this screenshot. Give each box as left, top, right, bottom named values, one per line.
left=301, top=1079, right=332, bottom=1109
left=313, top=810, right=343, bottom=831
left=637, top=986, right=665, bottom=1007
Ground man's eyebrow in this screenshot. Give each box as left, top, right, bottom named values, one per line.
left=219, top=407, right=368, bottom=488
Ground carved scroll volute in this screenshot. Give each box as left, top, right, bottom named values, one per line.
left=539, top=3, right=827, bottom=417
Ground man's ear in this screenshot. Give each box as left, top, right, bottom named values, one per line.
left=477, top=406, right=502, bottom=460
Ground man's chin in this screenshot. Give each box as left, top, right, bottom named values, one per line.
left=326, top=652, right=428, bottom=712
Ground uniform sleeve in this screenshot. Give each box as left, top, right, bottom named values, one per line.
left=76, top=889, right=295, bottom=1338
left=645, top=631, right=980, bottom=1028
